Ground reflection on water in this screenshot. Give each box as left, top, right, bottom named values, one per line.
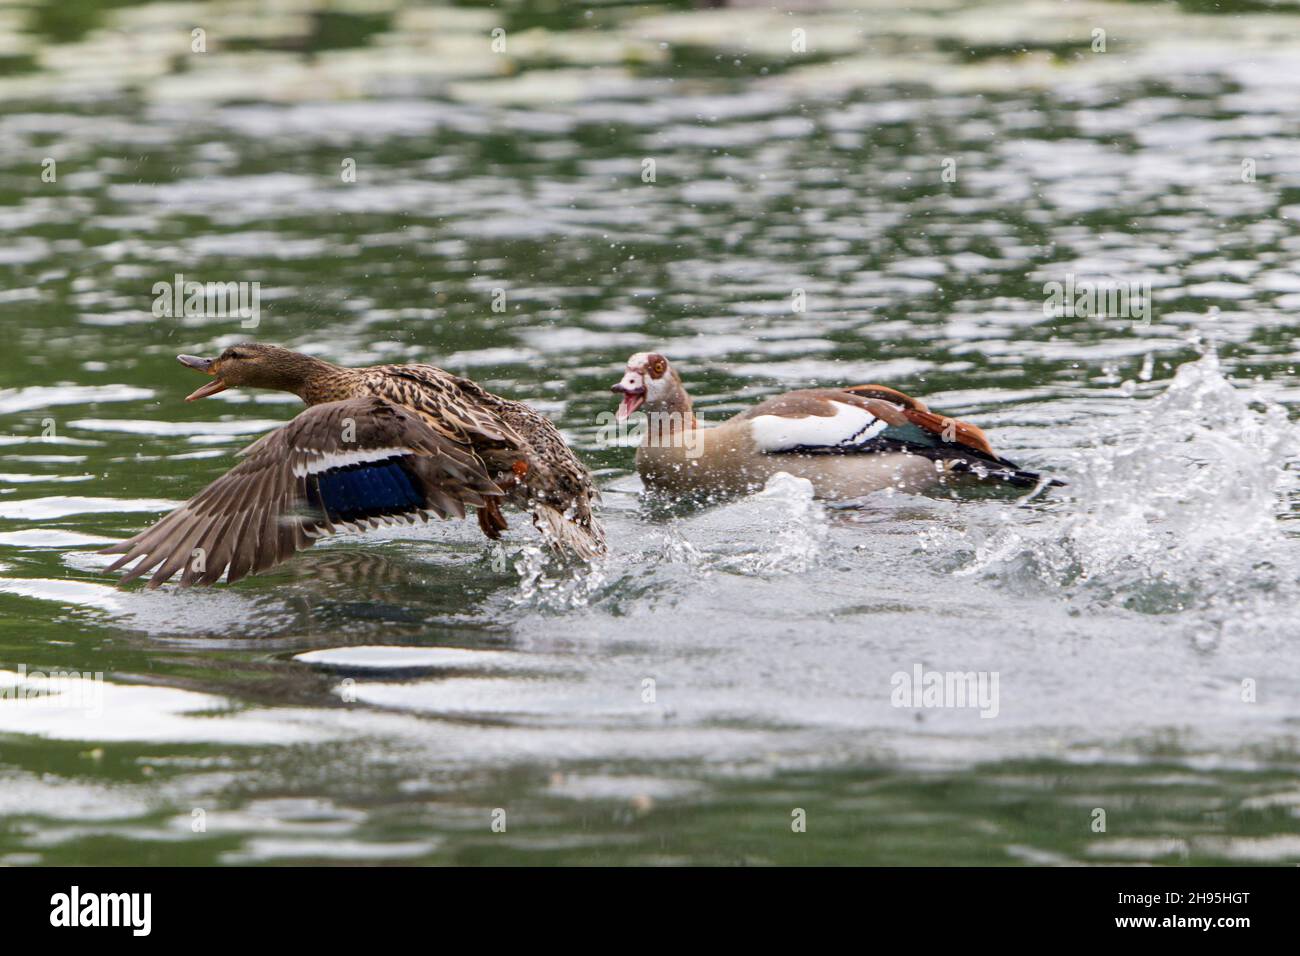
left=1, top=0, right=1300, bottom=865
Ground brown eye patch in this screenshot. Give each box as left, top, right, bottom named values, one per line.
left=647, top=354, right=667, bottom=377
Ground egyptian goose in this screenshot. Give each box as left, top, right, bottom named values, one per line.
left=611, top=352, right=1056, bottom=499
left=102, top=344, right=604, bottom=588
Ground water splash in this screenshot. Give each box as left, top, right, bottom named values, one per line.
left=650, top=522, right=710, bottom=573
left=936, top=353, right=1299, bottom=631
left=713, top=472, right=829, bottom=576
left=511, top=544, right=610, bottom=611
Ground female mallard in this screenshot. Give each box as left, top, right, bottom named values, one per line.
left=102, top=344, right=604, bottom=588
left=611, top=352, right=1057, bottom=499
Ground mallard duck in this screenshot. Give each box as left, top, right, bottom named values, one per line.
left=102, top=344, right=604, bottom=588
left=611, top=352, right=1057, bottom=499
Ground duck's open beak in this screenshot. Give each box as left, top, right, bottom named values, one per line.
left=611, top=370, right=646, bottom=421
left=177, top=354, right=227, bottom=401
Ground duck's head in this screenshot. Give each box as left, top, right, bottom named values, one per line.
left=177, top=343, right=325, bottom=401
left=611, top=351, right=688, bottom=420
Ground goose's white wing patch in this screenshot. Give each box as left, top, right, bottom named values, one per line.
left=750, top=401, right=887, bottom=454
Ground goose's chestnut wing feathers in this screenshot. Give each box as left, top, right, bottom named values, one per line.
left=101, top=397, right=503, bottom=588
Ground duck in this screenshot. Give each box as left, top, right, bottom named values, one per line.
left=611, top=351, right=1057, bottom=499
left=102, top=344, right=604, bottom=588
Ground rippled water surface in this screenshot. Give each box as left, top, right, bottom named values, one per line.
left=2, top=0, right=1300, bottom=865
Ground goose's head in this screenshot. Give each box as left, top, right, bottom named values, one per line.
left=611, top=351, right=688, bottom=420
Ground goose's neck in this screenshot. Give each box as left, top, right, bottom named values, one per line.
left=641, top=389, right=697, bottom=447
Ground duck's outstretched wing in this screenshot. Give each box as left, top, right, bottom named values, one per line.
left=100, top=397, right=503, bottom=588
left=744, top=386, right=1061, bottom=489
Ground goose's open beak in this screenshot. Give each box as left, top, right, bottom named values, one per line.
left=177, top=354, right=227, bottom=401
left=611, top=370, right=646, bottom=421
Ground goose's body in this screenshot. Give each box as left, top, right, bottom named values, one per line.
left=103, top=345, right=603, bottom=588
left=612, top=353, right=1055, bottom=499
left=635, top=401, right=943, bottom=498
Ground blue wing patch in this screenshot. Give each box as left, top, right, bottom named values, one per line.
left=309, top=457, right=424, bottom=522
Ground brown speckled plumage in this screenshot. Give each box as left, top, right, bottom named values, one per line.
left=103, top=344, right=603, bottom=588
left=352, top=365, right=602, bottom=543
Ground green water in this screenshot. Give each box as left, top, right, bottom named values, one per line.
left=1, top=0, right=1299, bottom=865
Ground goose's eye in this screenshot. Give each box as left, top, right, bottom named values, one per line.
left=650, top=359, right=666, bottom=376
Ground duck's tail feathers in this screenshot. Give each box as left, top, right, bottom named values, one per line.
left=532, top=502, right=606, bottom=561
